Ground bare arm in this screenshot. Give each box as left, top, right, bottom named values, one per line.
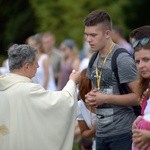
left=78, top=120, right=95, bottom=139
left=72, top=58, right=80, bottom=71
left=85, top=80, right=139, bottom=106
left=43, top=57, right=50, bottom=89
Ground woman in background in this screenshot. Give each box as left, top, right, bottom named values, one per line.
left=58, top=39, right=80, bottom=90
left=27, top=34, right=57, bottom=91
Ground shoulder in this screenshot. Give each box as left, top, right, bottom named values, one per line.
left=116, top=52, right=135, bottom=67
left=78, top=100, right=86, bottom=109
left=25, top=82, right=44, bottom=91
left=112, top=47, right=134, bottom=63
left=78, top=100, right=84, bottom=106
left=52, top=48, right=62, bottom=58
left=112, top=47, right=137, bottom=73
left=39, top=54, right=49, bottom=62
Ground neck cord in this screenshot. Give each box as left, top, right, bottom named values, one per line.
left=89, top=42, right=115, bottom=127
left=96, top=42, right=115, bottom=90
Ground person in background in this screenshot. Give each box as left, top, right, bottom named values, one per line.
left=42, top=32, right=62, bottom=86
left=130, top=26, right=150, bottom=150
left=130, top=26, right=150, bottom=45
left=0, top=44, right=14, bottom=75
left=58, top=39, right=80, bottom=90
left=112, top=25, right=134, bottom=55
left=0, top=44, right=80, bottom=150
left=80, top=40, right=91, bottom=60
left=79, top=44, right=93, bottom=71
left=0, top=58, right=9, bottom=75
left=77, top=68, right=96, bottom=150
left=84, top=9, right=138, bottom=150
left=27, top=33, right=57, bottom=91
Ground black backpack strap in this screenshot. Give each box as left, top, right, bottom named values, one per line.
left=88, top=52, right=99, bottom=68
left=111, top=48, right=132, bottom=94
left=112, top=48, right=141, bottom=116
left=111, top=48, right=129, bottom=84
left=88, top=51, right=99, bottom=68
left=87, top=51, right=99, bottom=80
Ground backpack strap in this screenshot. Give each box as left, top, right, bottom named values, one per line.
left=88, top=51, right=99, bottom=68
left=112, top=48, right=141, bottom=116
left=111, top=48, right=132, bottom=94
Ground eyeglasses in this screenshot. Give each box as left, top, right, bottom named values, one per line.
left=132, top=37, right=150, bottom=49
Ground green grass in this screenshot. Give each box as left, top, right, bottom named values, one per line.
left=73, top=143, right=79, bottom=150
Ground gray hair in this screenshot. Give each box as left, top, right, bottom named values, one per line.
left=8, top=44, right=38, bottom=71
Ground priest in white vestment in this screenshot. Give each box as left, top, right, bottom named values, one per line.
left=0, top=44, right=80, bottom=150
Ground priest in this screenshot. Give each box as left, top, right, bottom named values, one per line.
left=0, top=44, right=80, bottom=150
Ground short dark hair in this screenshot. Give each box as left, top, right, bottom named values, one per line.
left=130, top=26, right=150, bottom=51
left=130, top=26, right=150, bottom=40
left=83, top=10, right=112, bottom=30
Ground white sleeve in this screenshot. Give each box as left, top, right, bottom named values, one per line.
left=76, top=102, right=84, bottom=120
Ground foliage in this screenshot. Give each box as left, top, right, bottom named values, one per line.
left=30, top=0, right=88, bottom=48
left=0, top=0, right=37, bottom=54
left=0, top=0, right=150, bottom=54
left=123, top=0, right=150, bottom=30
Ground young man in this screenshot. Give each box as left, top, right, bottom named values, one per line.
left=84, top=10, right=139, bottom=150
left=0, top=44, right=80, bottom=150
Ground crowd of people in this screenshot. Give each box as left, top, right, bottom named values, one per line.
left=0, top=9, right=150, bottom=150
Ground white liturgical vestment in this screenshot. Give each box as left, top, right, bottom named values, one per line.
left=0, top=73, right=77, bottom=150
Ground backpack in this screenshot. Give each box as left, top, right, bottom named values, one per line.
left=88, top=48, right=141, bottom=116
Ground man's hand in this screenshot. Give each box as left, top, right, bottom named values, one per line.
left=85, top=90, right=97, bottom=106
left=85, top=90, right=108, bottom=106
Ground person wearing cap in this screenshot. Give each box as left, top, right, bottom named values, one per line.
left=0, top=44, right=80, bottom=150
left=130, top=26, right=150, bottom=150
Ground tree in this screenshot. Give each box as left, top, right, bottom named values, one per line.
left=0, top=0, right=37, bottom=54
left=1, top=0, right=149, bottom=55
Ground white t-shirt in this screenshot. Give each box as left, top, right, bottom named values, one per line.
left=77, top=100, right=96, bottom=128
left=77, top=100, right=96, bottom=150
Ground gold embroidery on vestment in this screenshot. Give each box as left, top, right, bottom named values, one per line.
left=0, top=124, right=9, bottom=135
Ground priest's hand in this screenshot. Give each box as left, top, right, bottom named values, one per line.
left=69, top=70, right=80, bottom=84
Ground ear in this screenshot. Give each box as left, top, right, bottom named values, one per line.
left=24, top=63, right=30, bottom=70
left=105, top=30, right=111, bottom=39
